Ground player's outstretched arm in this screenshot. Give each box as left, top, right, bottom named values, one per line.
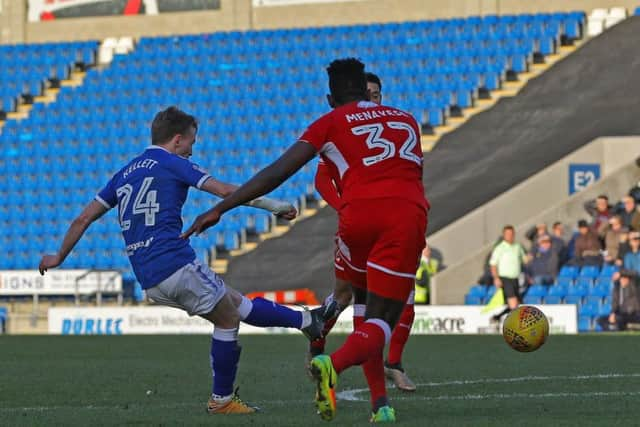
left=199, top=178, right=297, bottom=219
left=38, top=200, right=108, bottom=275
left=314, top=163, right=341, bottom=211
left=181, top=141, right=316, bottom=237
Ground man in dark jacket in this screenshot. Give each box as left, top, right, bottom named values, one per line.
left=573, top=219, right=603, bottom=265
left=528, top=235, right=559, bottom=285
left=597, top=270, right=640, bottom=331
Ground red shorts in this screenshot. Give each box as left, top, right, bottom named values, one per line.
left=335, top=198, right=428, bottom=302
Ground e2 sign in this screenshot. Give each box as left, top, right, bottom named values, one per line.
left=569, top=164, right=600, bottom=195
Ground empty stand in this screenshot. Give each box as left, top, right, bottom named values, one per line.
left=0, top=12, right=585, bottom=289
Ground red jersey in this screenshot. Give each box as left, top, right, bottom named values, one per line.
left=300, top=101, right=429, bottom=210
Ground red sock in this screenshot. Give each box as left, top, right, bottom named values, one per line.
left=361, top=347, right=387, bottom=410
left=387, top=304, right=414, bottom=365
left=331, top=320, right=387, bottom=374
left=353, top=315, right=364, bottom=329
left=310, top=316, right=338, bottom=354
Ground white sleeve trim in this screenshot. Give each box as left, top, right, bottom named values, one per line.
left=196, top=174, right=211, bottom=189
left=95, top=195, right=113, bottom=209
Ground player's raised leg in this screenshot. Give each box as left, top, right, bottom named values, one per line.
left=225, top=288, right=329, bottom=341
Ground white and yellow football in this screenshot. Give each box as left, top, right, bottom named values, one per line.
left=502, top=305, right=549, bottom=352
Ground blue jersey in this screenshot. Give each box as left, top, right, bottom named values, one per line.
left=96, top=146, right=211, bottom=289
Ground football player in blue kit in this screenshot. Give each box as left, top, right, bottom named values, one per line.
left=39, top=106, right=328, bottom=414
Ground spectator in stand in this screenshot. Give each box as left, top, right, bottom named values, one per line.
left=525, top=223, right=548, bottom=245
left=617, top=196, right=640, bottom=231
left=551, top=221, right=569, bottom=265
left=597, top=270, right=640, bottom=331
left=414, top=244, right=439, bottom=304
left=584, top=195, right=611, bottom=237
left=603, top=215, right=626, bottom=264
left=527, top=234, right=559, bottom=285
left=573, top=219, right=603, bottom=266
left=489, top=225, right=526, bottom=322
left=616, top=231, right=640, bottom=278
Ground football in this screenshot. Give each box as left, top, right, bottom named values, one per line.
left=502, top=305, right=549, bottom=352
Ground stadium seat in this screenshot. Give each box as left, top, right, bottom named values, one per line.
left=547, top=284, right=568, bottom=298
left=599, top=264, right=618, bottom=279
left=526, top=285, right=548, bottom=298
left=523, top=295, right=543, bottom=305
left=468, top=285, right=488, bottom=298
left=564, top=295, right=583, bottom=305
left=574, top=277, right=594, bottom=288
left=556, top=276, right=574, bottom=287
left=578, top=316, right=592, bottom=332
left=599, top=302, right=612, bottom=316
left=579, top=300, right=600, bottom=317
left=465, top=295, right=483, bottom=305
left=558, top=265, right=579, bottom=279
left=543, top=295, right=563, bottom=304
left=579, top=265, right=600, bottom=279
left=567, top=282, right=590, bottom=298
left=590, top=279, right=612, bottom=297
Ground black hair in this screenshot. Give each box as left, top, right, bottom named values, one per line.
left=366, top=72, right=382, bottom=91
left=327, top=58, right=367, bottom=105
left=151, top=106, right=198, bottom=145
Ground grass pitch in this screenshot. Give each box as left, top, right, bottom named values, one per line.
left=1, top=334, right=640, bottom=426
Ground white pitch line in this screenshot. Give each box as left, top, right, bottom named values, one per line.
left=4, top=373, right=640, bottom=413
left=396, top=391, right=640, bottom=402
left=337, top=372, right=640, bottom=401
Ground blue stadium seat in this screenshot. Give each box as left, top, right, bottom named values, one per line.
left=547, top=284, right=568, bottom=298
left=543, top=295, right=563, bottom=304
left=578, top=316, right=592, bottom=332
left=564, top=295, right=583, bottom=305
left=526, top=285, right=548, bottom=298
left=465, top=295, right=483, bottom=305
left=579, top=265, right=600, bottom=279
left=556, top=276, right=574, bottom=287
left=567, top=282, right=590, bottom=298
left=468, top=285, right=488, bottom=298
left=590, top=279, right=612, bottom=298
left=599, top=302, right=612, bottom=316
left=636, top=7, right=640, bottom=16
left=523, top=295, right=543, bottom=305
left=579, top=300, right=600, bottom=317
left=599, top=264, right=618, bottom=279
left=574, top=277, right=594, bottom=288
left=558, top=265, right=579, bottom=279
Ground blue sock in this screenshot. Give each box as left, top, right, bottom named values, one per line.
left=238, top=296, right=303, bottom=329
left=210, top=328, right=241, bottom=397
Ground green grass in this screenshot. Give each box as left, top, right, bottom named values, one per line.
left=1, top=334, right=640, bottom=426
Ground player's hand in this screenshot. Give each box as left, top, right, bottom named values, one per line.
left=609, top=313, right=616, bottom=324
left=494, top=277, right=502, bottom=288
left=39, top=254, right=62, bottom=275
left=277, top=207, right=298, bottom=221
left=181, top=209, right=222, bottom=239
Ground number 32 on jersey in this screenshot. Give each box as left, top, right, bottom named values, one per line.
left=351, top=121, right=421, bottom=167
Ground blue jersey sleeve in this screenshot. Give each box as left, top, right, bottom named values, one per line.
left=169, top=156, right=211, bottom=189
left=95, top=174, right=118, bottom=209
